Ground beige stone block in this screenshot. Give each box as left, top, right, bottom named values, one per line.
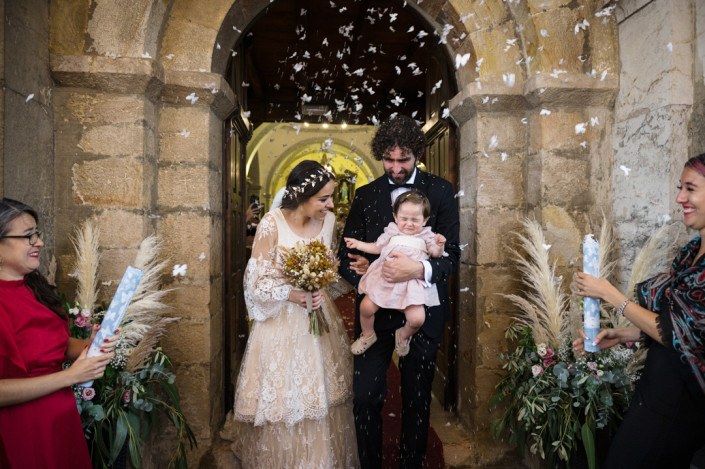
left=164, top=284, right=212, bottom=320
left=527, top=0, right=571, bottom=10
left=473, top=367, right=504, bottom=426
left=65, top=93, right=147, bottom=125
left=94, top=210, right=146, bottom=249
left=454, top=0, right=510, bottom=33
left=531, top=8, right=584, bottom=74
left=476, top=266, right=523, bottom=313
left=477, top=312, right=514, bottom=369
left=78, top=124, right=145, bottom=157
left=476, top=207, right=523, bottom=265
left=96, top=247, right=140, bottom=301
left=530, top=110, right=590, bottom=152
left=158, top=165, right=210, bottom=209
left=159, top=124, right=215, bottom=165
left=469, top=28, right=522, bottom=79
left=49, top=1, right=88, bottom=55
left=173, top=363, right=214, bottom=440
left=476, top=114, right=527, bottom=153
left=161, top=319, right=211, bottom=364
left=72, top=157, right=143, bottom=207
left=541, top=205, right=583, bottom=265
left=476, top=152, right=524, bottom=208
left=541, top=152, right=590, bottom=207
left=158, top=212, right=212, bottom=281
left=160, top=17, right=215, bottom=72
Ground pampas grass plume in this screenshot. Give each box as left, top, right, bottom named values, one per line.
left=72, top=221, right=100, bottom=311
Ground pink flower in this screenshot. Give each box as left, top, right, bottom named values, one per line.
left=82, top=387, right=95, bottom=401
left=122, top=390, right=131, bottom=404
left=542, top=356, right=557, bottom=367
left=587, top=361, right=598, bottom=371
left=531, top=364, right=543, bottom=377
left=74, top=315, right=89, bottom=328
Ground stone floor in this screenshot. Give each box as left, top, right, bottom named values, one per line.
left=429, top=398, right=525, bottom=469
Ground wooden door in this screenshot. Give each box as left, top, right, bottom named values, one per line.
left=223, top=109, right=251, bottom=412
left=424, top=121, right=459, bottom=411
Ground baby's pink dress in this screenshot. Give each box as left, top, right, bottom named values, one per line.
left=358, top=222, right=441, bottom=310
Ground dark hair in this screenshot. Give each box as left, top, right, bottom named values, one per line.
left=0, top=198, right=66, bottom=319
left=280, top=160, right=335, bottom=210
left=371, top=115, right=426, bottom=161
left=393, top=190, right=431, bottom=218
left=685, top=153, right=705, bottom=178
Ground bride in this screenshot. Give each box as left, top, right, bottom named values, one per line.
left=232, top=160, right=359, bottom=468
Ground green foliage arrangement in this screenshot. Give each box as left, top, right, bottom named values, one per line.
left=66, top=222, right=196, bottom=468
left=490, top=218, right=635, bottom=468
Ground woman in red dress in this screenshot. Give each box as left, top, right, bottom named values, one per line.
left=0, top=198, right=117, bottom=468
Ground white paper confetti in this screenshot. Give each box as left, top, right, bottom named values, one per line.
left=172, top=264, right=187, bottom=277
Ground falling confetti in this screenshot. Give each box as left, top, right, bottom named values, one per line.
left=185, top=92, right=198, bottom=104
left=502, top=73, right=515, bottom=87
left=542, top=243, right=552, bottom=251
left=575, top=122, right=587, bottom=134
left=619, top=165, right=631, bottom=176
left=179, top=129, right=190, bottom=138
left=25, top=94, right=34, bottom=102
left=574, top=19, right=589, bottom=34
left=455, top=190, right=465, bottom=198
left=172, top=264, right=187, bottom=277
left=540, top=109, right=551, bottom=116
left=455, top=53, right=471, bottom=69
left=666, top=42, right=673, bottom=52
left=488, top=135, right=498, bottom=150
left=199, top=252, right=206, bottom=261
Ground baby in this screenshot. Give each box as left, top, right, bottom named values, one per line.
left=345, top=190, right=446, bottom=357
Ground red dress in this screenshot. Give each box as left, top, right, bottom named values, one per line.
left=0, top=278, right=92, bottom=469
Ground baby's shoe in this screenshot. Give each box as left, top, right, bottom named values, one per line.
left=395, top=329, right=410, bottom=357
left=351, top=332, right=377, bottom=355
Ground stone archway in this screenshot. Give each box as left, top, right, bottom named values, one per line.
left=46, top=0, right=623, bottom=465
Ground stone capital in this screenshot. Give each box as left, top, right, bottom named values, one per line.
left=162, top=70, right=237, bottom=120
left=51, top=55, right=165, bottom=100
left=524, top=72, right=618, bottom=108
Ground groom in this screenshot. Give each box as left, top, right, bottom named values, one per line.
left=338, top=115, right=460, bottom=468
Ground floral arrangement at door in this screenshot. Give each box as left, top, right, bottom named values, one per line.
left=65, top=221, right=195, bottom=469
left=490, top=218, right=646, bottom=469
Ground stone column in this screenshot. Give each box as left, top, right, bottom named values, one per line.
left=450, top=83, right=528, bottom=436
left=51, top=55, right=236, bottom=466
left=154, top=70, right=235, bottom=466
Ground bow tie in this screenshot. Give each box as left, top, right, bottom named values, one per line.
left=389, top=182, right=415, bottom=189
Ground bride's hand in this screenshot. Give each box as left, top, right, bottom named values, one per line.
left=288, top=289, right=323, bottom=309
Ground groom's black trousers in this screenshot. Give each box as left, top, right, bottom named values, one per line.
left=353, top=309, right=441, bottom=469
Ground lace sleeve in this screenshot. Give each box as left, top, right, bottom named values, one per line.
left=243, top=213, right=293, bottom=321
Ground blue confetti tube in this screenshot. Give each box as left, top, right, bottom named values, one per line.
left=583, top=234, right=600, bottom=353
left=81, top=266, right=144, bottom=387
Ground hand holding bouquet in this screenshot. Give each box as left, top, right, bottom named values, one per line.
left=280, top=239, right=339, bottom=335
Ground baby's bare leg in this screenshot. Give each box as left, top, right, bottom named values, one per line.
left=359, top=295, right=380, bottom=337
left=398, top=304, right=425, bottom=342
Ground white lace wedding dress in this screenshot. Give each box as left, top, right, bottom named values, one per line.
left=232, top=208, right=359, bottom=468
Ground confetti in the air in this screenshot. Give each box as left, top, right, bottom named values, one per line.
left=575, top=19, right=589, bottom=34
left=666, top=42, right=673, bottom=52
left=455, top=190, right=465, bottom=198
left=619, top=165, right=631, bottom=176
left=179, top=129, right=190, bottom=138
left=199, top=252, right=206, bottom=261
left=172, top=264, right=187, bottom=277
left=540, top=109, right=551, bottom=116
left=25, top=94, right=34, bottom=102
left=185, top=92, right=198, bottom=104
left=502, top=73, right=515, bottom=87
left=455, top=53, right=471, bottom=69
left=575, top=122, right=587, bottom=134
left=488, top=135, right=498, bottom=150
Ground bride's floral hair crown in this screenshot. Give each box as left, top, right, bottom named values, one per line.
left=281, top=161, right=335, bottom=209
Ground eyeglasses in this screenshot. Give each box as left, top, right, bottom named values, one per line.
left=0, top=230, right=43, bottom=246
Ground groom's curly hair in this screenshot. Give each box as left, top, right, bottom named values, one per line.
left=371, top=115, right=426, bottom=161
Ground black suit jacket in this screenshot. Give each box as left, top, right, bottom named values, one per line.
left=338, top=170, right=460, bottom=338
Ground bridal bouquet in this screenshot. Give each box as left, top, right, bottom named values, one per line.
left=280, top=239, right=339, bottom=335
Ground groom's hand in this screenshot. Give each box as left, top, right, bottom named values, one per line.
left=347, top=253, right=369, bottom=276
left=383, top=252, right=423, bottom=283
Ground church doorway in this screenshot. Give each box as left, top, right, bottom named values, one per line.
left=221, top=0, right=461, bottom=414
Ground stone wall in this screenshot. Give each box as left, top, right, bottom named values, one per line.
left=3, top=0, right=55, bottom=263
left=613, top=0, right=700, bottom=285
